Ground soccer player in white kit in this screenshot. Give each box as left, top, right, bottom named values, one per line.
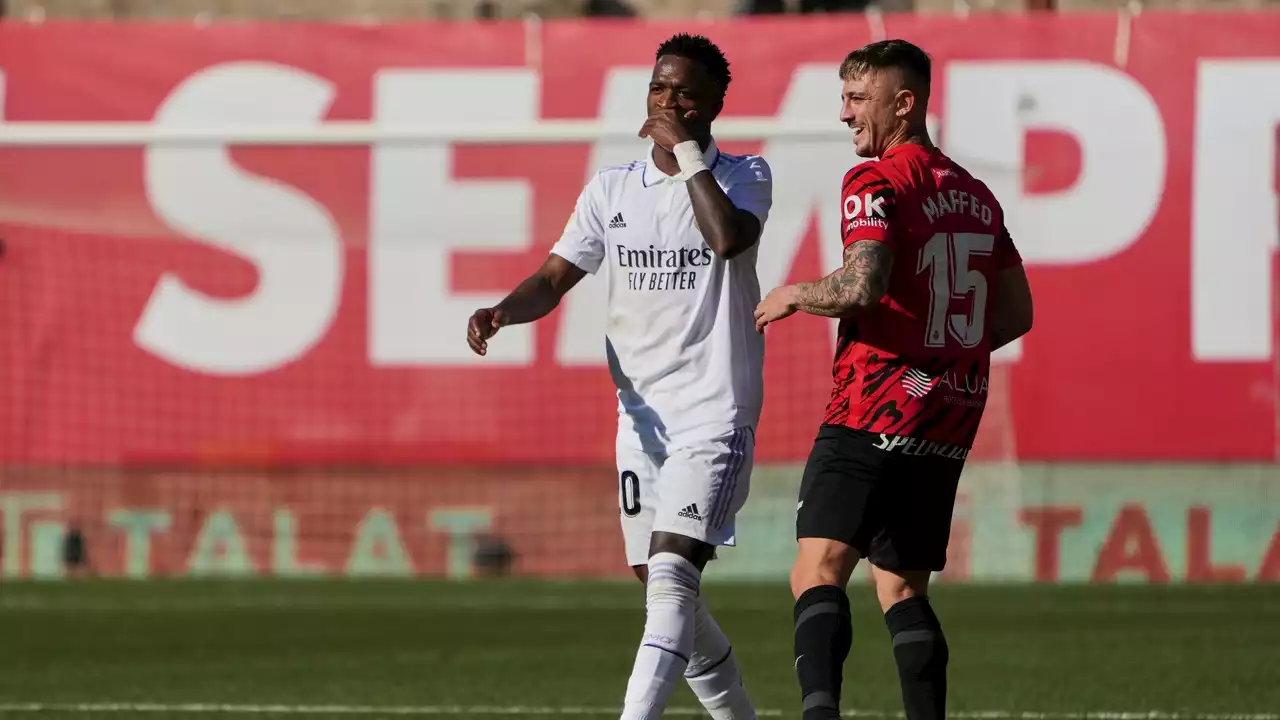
left=466, top=33, right=772, bottom=720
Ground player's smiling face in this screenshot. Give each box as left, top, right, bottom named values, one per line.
left=840, top=69, right=903, bottom=158
left=649, top=55, right=722, bottom=138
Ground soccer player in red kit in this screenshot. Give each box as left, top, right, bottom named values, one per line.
left=754, top=40, right=1034, bottom=720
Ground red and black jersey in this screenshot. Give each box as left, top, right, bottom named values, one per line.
left=824, top=143, right=1023, bottom=450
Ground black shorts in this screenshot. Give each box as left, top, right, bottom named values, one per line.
left=796, top=424, right=967, bottom=572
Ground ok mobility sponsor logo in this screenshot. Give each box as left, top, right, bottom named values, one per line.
left=844, top=191, right=888, bottom=235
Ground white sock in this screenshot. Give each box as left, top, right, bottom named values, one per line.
left=620, top=552, right=701, bottom=720
left=685, top=598, right=757, bottom=720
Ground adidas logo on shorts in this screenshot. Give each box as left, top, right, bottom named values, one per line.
left=677, top=503, right=703, bottom=521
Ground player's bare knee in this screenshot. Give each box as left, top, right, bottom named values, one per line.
left=872, top=566, right=931, bottom=613
left=649, top=531, right=715, bottom=572
left=789, top=565, right=826, bottom=600
left=632, top=564, right=649, bottom=585
left=790, top=538, right=858, bottom=598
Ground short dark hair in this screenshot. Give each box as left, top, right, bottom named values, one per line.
left=655, top=33, right=732, bottom=91
left=839, top=39, right=931, bottom=95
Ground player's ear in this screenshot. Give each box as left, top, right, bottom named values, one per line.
left=894, top=89, right=914, bottom=118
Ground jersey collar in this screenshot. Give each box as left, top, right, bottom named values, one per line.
left=643, top=138, right=720, bottom=186
left=880, top=142, right=931, bottom=161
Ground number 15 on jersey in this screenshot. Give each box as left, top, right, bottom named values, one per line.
left=917, top=232, right=995, bottom=350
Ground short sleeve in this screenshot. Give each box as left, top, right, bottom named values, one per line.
left=725, top=155, right=773, bottom=233
left=840, top=163, right=896, bottom=248
left=550, top=174, right=607, bottom=274
left=996, top=222, right=1023, bottom=270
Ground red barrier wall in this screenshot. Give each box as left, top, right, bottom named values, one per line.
left=0, top=14, right=1275, bottom=465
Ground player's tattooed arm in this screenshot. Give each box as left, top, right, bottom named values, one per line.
left=755, top=240, right=892, bottom=332
left=791, top=240, right=895, bottom=317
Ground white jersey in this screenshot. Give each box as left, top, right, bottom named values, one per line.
left=551, top=140, right=773, bottom=446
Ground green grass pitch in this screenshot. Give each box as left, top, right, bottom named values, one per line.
left=1, top=580, right=1278, bottom=719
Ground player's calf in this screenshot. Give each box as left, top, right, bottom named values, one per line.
left=620, top=534, right=714, bottom=720
left=631, top=557, right=756, bottom=720
left=791, top=538, right=859, bottom=720
left=685, top=596, right=756, bottom=720
left=874, top=567, right=948, bottom=720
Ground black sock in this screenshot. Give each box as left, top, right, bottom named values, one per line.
left=793, top=585, right=852, bottom=720
left=885, top=595, right=949, bottom=720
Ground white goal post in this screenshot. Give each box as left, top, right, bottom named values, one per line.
left=0, top=119, right=850, bottom=146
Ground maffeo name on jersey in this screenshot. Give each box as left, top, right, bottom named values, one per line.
left=872, top=433, right=970, bottom=460
left=616, top=244, right=713, bottom=292
left=922, top=189, right=994, bottom=227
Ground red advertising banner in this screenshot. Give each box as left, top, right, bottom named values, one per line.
left=0, top=467, right=625, bottom=579
left=0, top=13, right=1276, bottom=466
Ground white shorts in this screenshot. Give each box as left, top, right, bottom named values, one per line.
left=616, top=426, right=756, bottom=567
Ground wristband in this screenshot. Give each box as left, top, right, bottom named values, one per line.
left=672, top=140, right=709, bottom=181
